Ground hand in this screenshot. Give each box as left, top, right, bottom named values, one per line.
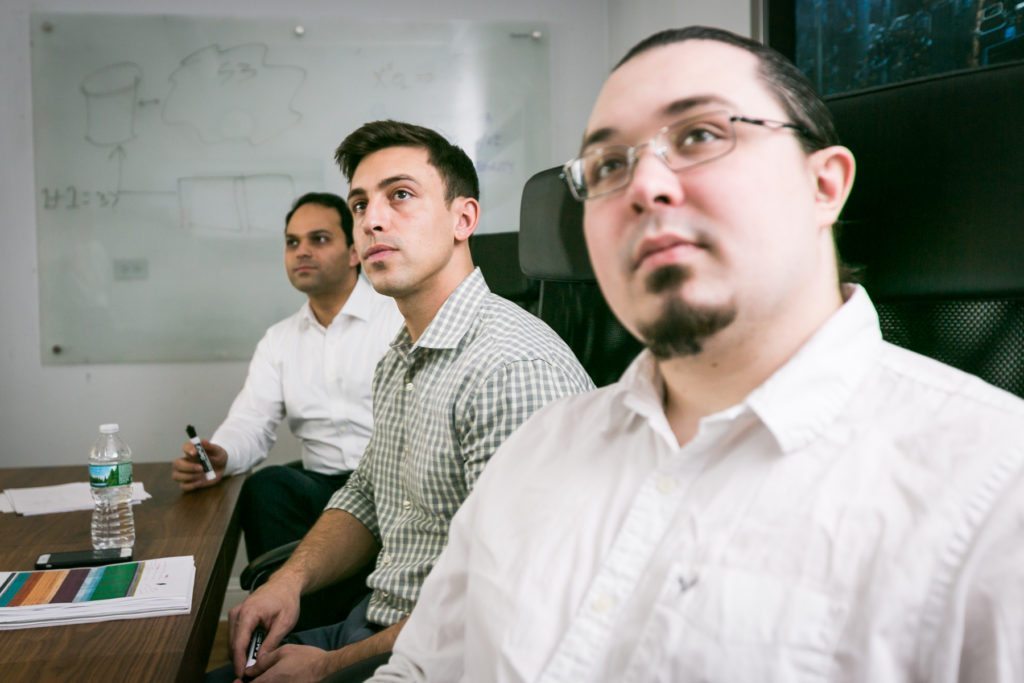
left=239, top=643, right=334, bottom=683
left=171, top=439, right=227, bottom=491
left=228, top=576, right=302, bottom=679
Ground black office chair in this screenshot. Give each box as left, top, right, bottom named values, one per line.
left=469, top=231, right=540, bottom=314
left=828, top=61, right=1024, bottom=397
left=518, top=166, right=643, bottom=386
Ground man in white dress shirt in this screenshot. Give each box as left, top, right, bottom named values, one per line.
left=371, top=26, right=1024, bottom=682
left=171, top=192, right=403, bottom=563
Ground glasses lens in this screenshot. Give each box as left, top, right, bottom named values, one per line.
left=659, top=111, right=736, bottom=170
left=579, top=147, right=632, bottom=199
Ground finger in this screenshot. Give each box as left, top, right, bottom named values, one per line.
left=261, top=617, right=292, bottom=657
left=171, top=462, right=202, bottom=479
left=245, top=643, right=281, bottom=678
left=231, top=613, right=258, bottom=676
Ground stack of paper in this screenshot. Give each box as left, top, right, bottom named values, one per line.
left=0, top=482, right=150, bottom=515
left=0, top=556, right=194, bottom=629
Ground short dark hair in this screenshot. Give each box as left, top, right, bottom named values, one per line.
left=285, top=192, right=354, bottom=246
left=615, top=26, right=838, bottom=154
left=334, top=120, right=480, bottom=204
left=616, top=27, right=857, bottom=283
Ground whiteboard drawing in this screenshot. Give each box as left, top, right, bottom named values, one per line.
left=178, top=174, right=295, bottom=235
left=32, top=13, right=550, bottom=364
left=163, top=43, right=305, bottom=144
left=80, top=62, right=141, bottom=146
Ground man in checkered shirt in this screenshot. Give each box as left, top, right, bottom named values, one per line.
left=222, top=121, right=594, bottom=683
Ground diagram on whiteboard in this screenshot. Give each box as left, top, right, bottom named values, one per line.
left=32, top=12, right=551, bottom=364
left=163, top=43, right=305, bottom=144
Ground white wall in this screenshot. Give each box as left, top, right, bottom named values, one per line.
left=607, top=0, right=753, bottom=66
left=0, top=0, right=749, bottom=471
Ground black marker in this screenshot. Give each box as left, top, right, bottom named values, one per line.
left=245, top=627, right=266, bottom=669
left=185, top=425, right=217, bottom=481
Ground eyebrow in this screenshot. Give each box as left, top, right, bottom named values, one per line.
left=284, top=228, right=334, bottom=240
left=348, top=174, right=421, bottom=200
left=580, top=95, right=736, bottom=151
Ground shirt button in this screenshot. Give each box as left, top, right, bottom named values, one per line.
left=402, top=499, right=412, bottom=510
left=381, top=553, right=391, bottom=565
left=405, top=382, right=414, bottom=392
left=656, top=475, right=676, bottom=494
left=591, top=594, right=616, bottom=614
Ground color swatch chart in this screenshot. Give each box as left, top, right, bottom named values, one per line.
left=0, top=561, right=143, bottom=607
left=0, top=556, right=193, bottom=630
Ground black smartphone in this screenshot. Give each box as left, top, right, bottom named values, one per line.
left=35, top=547, right=132, bottom=570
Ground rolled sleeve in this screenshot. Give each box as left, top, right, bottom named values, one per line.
left=327, top=445, right=381, bottom=540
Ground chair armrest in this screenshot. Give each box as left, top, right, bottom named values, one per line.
left=240, top=540, right=301, bottom=591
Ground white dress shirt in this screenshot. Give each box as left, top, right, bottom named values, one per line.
left=373, top=286, right=1024, bottom=683
left=215, top=276, right=403, bottom=477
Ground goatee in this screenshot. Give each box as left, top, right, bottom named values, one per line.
left=636, top=265, right=736, bottom=359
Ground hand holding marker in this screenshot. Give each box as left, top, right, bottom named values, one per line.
left=185, top=425, right=217, bottom=481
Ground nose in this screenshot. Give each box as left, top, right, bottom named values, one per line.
left=626, top=149, right=685, bottom=215
left=358, top=197, right=386, bottom=234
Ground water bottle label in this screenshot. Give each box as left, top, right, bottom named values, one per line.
left=89, top=463, right=133, bottom=487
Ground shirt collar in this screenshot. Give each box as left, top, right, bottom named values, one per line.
left=613, top=285, right=884, bottom=453
left=745, top=285, right=883, bottom=452
left=298, top=276, right=377, bottom=330
left=338, top=276, right=377, bottom=323
left=392, top=268, right=489, bottom=352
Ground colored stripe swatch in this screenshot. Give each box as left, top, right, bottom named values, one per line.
left=0, top=562, right=143, bottom=607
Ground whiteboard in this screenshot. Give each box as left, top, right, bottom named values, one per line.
left=31, top=12, right=550, bottom=364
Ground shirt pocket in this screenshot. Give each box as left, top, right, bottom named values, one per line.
left=623, top=563, right=848, bottom=683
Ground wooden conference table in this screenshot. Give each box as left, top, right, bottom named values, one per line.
left=0, top=463, right=245, bottom=682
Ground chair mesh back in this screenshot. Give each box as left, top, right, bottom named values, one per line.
left=537, top=281, right=644, bottom=388
left=876, top=299, right=1024, bottom=398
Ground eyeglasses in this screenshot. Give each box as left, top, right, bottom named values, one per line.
left=562, top=110, right=813, bottom=201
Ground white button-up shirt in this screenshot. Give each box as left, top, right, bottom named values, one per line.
left=215, top=276, right=403, bottom=476
left=373, top=286, right=1024, bottom=682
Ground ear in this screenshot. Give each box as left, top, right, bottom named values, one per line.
left=809, top=145, right=856, bottom=230
left=347, top=243, right=359, bottom=268
left=450, top=196, right=480, bottom=244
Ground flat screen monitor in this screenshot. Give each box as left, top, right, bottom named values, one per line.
left=764, top=0, right=1024, bottom=97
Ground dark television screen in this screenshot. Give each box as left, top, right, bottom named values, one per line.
left=767, top=0, right=1024, bottom=96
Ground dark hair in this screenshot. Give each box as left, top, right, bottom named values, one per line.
left=616, top=26, right=857, bottom=283
left=285, top=192, right=354, bottom=246
left=334, top=120, right=480, bottom=204
left=616, top=26, right=838, bottom=154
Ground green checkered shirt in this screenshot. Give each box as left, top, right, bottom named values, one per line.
left=327, top=268, right=594, bottom=625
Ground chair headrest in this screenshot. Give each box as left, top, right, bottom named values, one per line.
left=468, top=231, right=537, bottom=302
left=518, top=166, right=595, bottom=282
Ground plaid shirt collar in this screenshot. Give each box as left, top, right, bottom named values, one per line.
left=392, top=268, right=489, bottom=354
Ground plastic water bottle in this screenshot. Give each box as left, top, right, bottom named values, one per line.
left=89, top=423, right=135, bottom=549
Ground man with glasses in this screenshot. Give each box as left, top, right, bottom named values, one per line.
left=371, top=26, right=1024, bottom=681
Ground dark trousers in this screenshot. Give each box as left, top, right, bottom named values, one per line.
left=238, top=461, right=350, bottom=562
left=206, top=595, right=385, bottom=683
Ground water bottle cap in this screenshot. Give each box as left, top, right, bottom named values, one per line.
left=99, top=423, right=120, bottom=434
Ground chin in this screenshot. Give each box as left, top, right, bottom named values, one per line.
left=364, top=274, right=405, bottom=298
